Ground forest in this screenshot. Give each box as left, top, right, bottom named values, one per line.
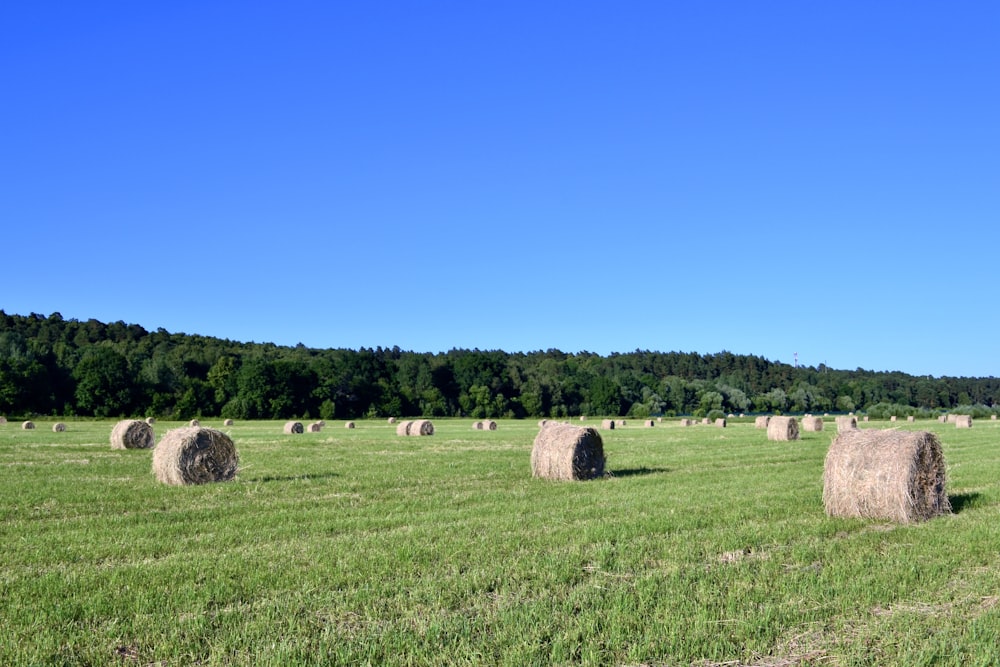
left=1, top=311, right=998, bottom=421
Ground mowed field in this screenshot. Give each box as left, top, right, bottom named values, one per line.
left=1, top=417, right=998, bottom=666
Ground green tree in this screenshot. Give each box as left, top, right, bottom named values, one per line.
left=72, top=347, right=134, bottom=416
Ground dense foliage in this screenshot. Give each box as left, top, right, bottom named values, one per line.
left=1, top=311, right=997, bottom=420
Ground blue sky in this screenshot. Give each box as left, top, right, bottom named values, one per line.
left=2, top=2, right=998, bottom=378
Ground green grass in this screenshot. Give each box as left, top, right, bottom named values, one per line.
left=1, top=417, right=999, bottom=666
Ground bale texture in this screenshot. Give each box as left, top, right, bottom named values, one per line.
left=836, top=415, right=858, bottom=432
left=152, top=427, right=239, bottom=486
left=946, top=414, right=957, bottom=424
left=52, top=422, right=67, bottom=432
left=482, top=420, right=497, bottom=431
left=388, top=417, right=397, bottom=424
left=802, top=416, right=824, bottom=432
left=110, top=419, right=154, bottom=449
left=307, top=422, right=322, bottom=432
left=823, top=429, right=950, bottom=523
left=396, top=421, right=413, bottom=436
left=21, top=421, right=35, bottom=430
left=345, top=421, right=355, bottom=429
left=188, top=419, right=200, bottom=427
left=600, top=419, right=615, bottom=430
left=955, top=415, right=972, bottom=429
left=767, top=416, right=799, bottom=441
left=409, top=419, right=434, bottom=436
left=715, top=418, right=726, bottom=428
left=754, top=416, right=770, bottom=429
left=530, top=423, right=605, bottom=481
left=283, top=421, right=304, bottom=434
left=473, top=421, right=484, bottom=430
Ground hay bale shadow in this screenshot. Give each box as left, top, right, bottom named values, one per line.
left=608, top=467, right=670, bottom=478
left=948, top=492, right=982, bottom=514
left=247, top=472, right=340, bottom=483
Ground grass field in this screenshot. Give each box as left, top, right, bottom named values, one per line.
left=1, top=417, right=998, bottom=666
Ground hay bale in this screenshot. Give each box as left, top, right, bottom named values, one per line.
left=863, top=416, right=870, bottom=422
left=946, top=414, right=957, bottom=424
left=537, top=419, right=549, bottom=427
left=345, top=421, right=355, bottom=429
left=388, top=417, right=397, bottom=424
left=145, top=417, right=156, bottom=425
left=409, top=419, right=434, bottom=436
left=152, top=426, right=239, bottom=486
left=992, top=415, right=997, bottom=421
left=482, top=420, right=497, bottom=431
left=938, top=415, right=947, bottom=423
left=679, top=419, right=694, bottom=427
left=110, top=419, right=154, bottom=449
left=767, top=416, right=799, bottom=441
left=754, top=416, right=770, bottom=429
left=644, top=419, right=655, bottom=427
left=823, top=429, right=950, bottom=523
left=21, top=420, right=35, bottom=430
left=600, top=419, right=615, bottom=430
left=617, top=420, right=626, bottom=427
left=727, top=413, right=735, bottom=419
left=188, top=419, right=200, bottom=427
left=955, top=415, right=972, bottom=429
left=473, top=421, right=484, bottom=430
left=530, top=423, right=605, bottom=481
left=283, top=421, right=304, bottom=434
left=657, top=417, right=663, bottom=422
left=835, top=415, right=858, bottom=432
left=307, top=422, right=322, bottom=432
left=223, top=419, right=234, bottom=426
left=802, top=416, right=824, bottom=432
left=890, top=416, right=897, bottom=422
left=579, top=416, right=587, bottom=421
left=0, top=416, right=7, bottom=424
left=715, top=418, right=726, bottom=428
left=52, top=422, right=66, bottom=432
left=396, top=420, right=413, bottom=436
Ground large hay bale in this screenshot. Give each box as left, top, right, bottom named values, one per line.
left=823, top=429, right=950, bottom=523
left=110, top=419, right=154, bottom=449
left=152, top=426, right=239, bottom=486
left=409, top=419, right=434, bottom=436
left=802, top=416, right=824, bottom=432
left=283, top=421, right=304, bottom=434
left=715, top=418, right=726, bottom=428
left=21, top=420, right=35, bottom=430
left=345, top=421, right=356, bottom=429
left=767, top=416, right=799, bottom=441
left=307, top=422, right=322, bottom=432
left=955, top=415, right=972, bottom=429
left=223, top=419, right=234, bottom=426
left=530, top=423, right=605, bottom=481
left=600, top=419, right=616, bottom=430
left=835, top=415, right=858, bottom=432
left=52, top=422, right=67, bottom=432
left=396, top=420, right=413, bottom=436
left=482, top=420, right=497, bottom=431
left=754, top=416, right=770, bottom=429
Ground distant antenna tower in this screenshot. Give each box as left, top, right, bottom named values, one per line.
left=794, top=352, right=798, bottom=368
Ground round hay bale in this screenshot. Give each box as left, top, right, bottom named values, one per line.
left=802, top=416, right=824, bottom=432
left=863, top=416, right=870, bottom=422
left=483, top=419, right=497, bottom=431
left=530, top=422, right=605, bottom=481
left=307, top=422, right=322, bottom=432
left=617, top=420, right=626, bottom=427
left=472, top=421, right=484, bottom=430
left=835, top=415, right=858, bottom=432
left=388, top=417, right=397, bottom=424
left=396, top=420, right=413, bottom=436
left=992, top=415, right=998, bottom=421
left=152, top=426, right=239, bottom=486
left=52, top=422, right=67, bottom=432
left=283, top=421, right=304, bottom=434
left=223, top=419, right=234, bottom=426
left=409, top=419, right=434, bottom=436
left=727, top=413, right=735, bottom=419
left=890, top=416, right=897, bottom=422
left=823, top=429, right=950, bottom=523
left=754, top=416, right=770, bottom=429
left=767, top=416, right=799, bottom=441
left=579, top=416, right=587, bottom=421
left=700, top=418, right=710, bottom=425
left=21, top=420, right=35, bottom=430
left=955, top=415, right=973, bottom=429
left=679, top=419, right=694, bottom=427
left=715, top=418, right=726, bottom=428
left=644, top=419, right=655, bottom=427
left=657, top=417, right=663, bottom=423
left=600, top=419, right=616, bottom=430
left=145, top=417, right=156, bottom=425
left=937, top=415, right=947, bottom=423
left=188, top=419, right=200, bottom=427
left=907, top=415, right=915, bottom=422
left=110, top=419, right=154, bottom=449
left=345, top=421, right=355, bottom=429
left=0, top=416, right=7, bottom=424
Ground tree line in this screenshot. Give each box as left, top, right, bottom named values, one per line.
left=1, top=311, right=998, bottom=421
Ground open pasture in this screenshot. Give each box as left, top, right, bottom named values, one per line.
left=1, top=417, right=999, bottom=665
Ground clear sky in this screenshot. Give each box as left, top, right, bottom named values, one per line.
left=3, top=2, right=998, bottom=378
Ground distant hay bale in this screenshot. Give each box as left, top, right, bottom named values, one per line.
left=21, top=420, right=35, bottom=430
left=0, top=416, right=7, bottom=424
left=600, top=419, right=615, bottom=430
left=802, top=416, right=824, bottom=432
left=754, top=416, right=770, bottom=429
left=110, top=419, right=154, bottom=449
left=835, top=415, right=858, bottom=432
left=345, top=421, right=355, bottom=429
left=473, top=421, right=483, bottom=430
left=700, top=418, right=709, bottom=425
left=482, top=420, right=497, bottom=431
left=863, top=416, right=870, bottom=422
left=617, top=420, right=626, bottom=427
left=823, top=429, right=950, bottom=523
left=679, top=419, right=694, bottom=427
left=657, top=417, right=663, bottom=422
left=946, top=414, right=958, bottom=424
left=727, top=413, right=735, bottom=419
left=152, top=426, right=239, bottom=486
left=715, top=418, right=726, bottom=428
left=537, top=420, right=549, bottom=427
left=409, top=419, right=434, bottom=436
left=890, top=416, right=897, bottom=422
left=188, top=419, right=200, bottom=427
left=530, top=423, right=605, bottom=481
left=52, top=422, right=66, bottom=432
left=283, top=421, right=304, bottom=434
left=993, top=415, right=998, bottom=421
left=767, top=416, right=799, bottom=441
left=388, top=417, right=397, bottom=424
left=396, top=420, right=413, bottom=436
left=937, top=415, right=947, bottom=423
left=145, top=417, right=156, bottom=425
left=222, top=419, right=233, bottom=426
left=579, top=416, right=587, bottom=421
left=907, top=416, right=915, bottom=422
left=644, top=419, right=655, bottom=427
left=955, top=415, right=972, bottom=429
left=307, top=422, right=322, bottom=432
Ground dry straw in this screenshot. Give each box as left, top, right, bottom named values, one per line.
left=409, top=419, right=434, bottom=435
left=835, top=415, right=858, bottom=432
left=644, top=420, right=655, bottom=427
left=530, top=422, right=605, bottom=481
left=472, top=421, right=483, bottom=430
left=52, top=422, right=67, bottom=432
left=388, top=417, right=397, bottom=424
left=938, top=415, right=947, bottom=423
left=0, top=416, right=7, bottom=424
left=110, top=419, right=154, bottom=449
left=701, top=418, right=710, bottom=425
left=715, top=418, right=726, bottom=428
left=823, top=429, right=951, bottom=523
left=283, top=421, right=304, bottom=434
left=600, top=419, right=615, bottom=430
left=223, top=419, right=234, bottom=426
left=802, top=416, right=824, bottom=432
left=955, top=415, right=973, bottom=429
left=907, top=416, right=915, bottom=423
left=767, top=416, right=799, bottom=441
left=754, top=416, right=770, bottom=429
left=482, top=420, right=497, bottom=431
left=946, top=414, right=958, bottom=424
left=396, top=420, right=413, bottom=436
left=345, top=421, right=355, bottom=429
left=307, top=422, right=322, bottom=432
left=152, top=426, right=239, bottom=486
left=21, top=421, right=35, bottom=430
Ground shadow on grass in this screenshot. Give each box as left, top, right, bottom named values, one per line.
left=246, top=472, right=340, bottom=483
left=608, top=467, right=669, bottom=478
left=948, top=492, right=981, bottom=514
